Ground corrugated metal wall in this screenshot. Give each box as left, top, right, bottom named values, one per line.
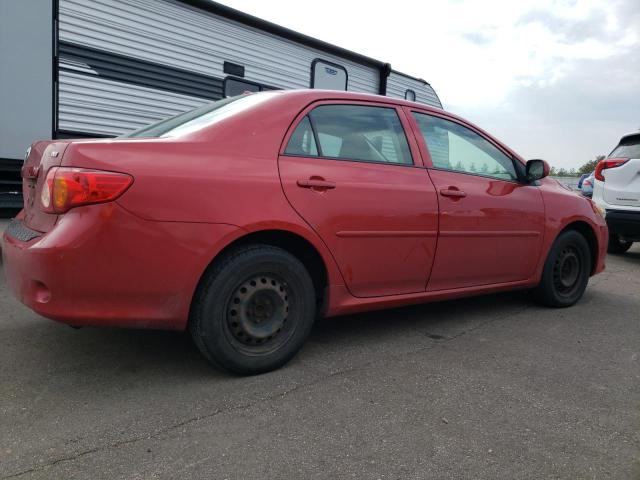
left=58, top=71, right=207, bottom=136
left=387, top=72, right=441, bottom=108
left=58, top=0, right=383, bottom=135
left=58, top=0, right=441, bottom=136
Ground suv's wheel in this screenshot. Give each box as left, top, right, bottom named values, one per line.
left=607, top=234, right=633, bottom=254
left=190, top=245, right=316, bottom=375
left=533, top=230, right=591, bottom=308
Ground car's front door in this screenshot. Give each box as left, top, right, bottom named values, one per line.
left=278, top=102, right=439, bottom=298
left=408, top=110, right=546, bottom=291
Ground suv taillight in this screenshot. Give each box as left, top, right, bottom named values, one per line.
left=41, top=167, right=133, bottom=214
left=594, top=158, right=629, bottom=182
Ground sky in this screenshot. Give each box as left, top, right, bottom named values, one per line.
left=218, top=0, right=639, bottom=170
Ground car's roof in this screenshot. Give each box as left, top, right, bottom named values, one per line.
left=263, top=89, right=523, bottom=162
left=619, top=131, right=640, bottom=142
left=268, top=88, right=445, bottom=114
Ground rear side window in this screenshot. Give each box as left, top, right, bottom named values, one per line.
left=284, top=117, right=318, bottom=156
left=609, top=135, right=640, bottom=158
left=285, top=104, right=412, bottom=165
left=413, top=113, right=517, bottom=181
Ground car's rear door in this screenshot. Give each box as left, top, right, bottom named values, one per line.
left=406, top=108, right=546, bottom=291
left=278, top=101, right=438, bottom=298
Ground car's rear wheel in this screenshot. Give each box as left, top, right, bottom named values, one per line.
left=533, top=230, right=591, bottom=308
left=189, top=244, right=316, bottom=375
left=607, top=234, right=633, bottom=254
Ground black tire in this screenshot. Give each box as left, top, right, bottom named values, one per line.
left=533, top=230, right=591, bottom=308
left=189, top=244, right=316, bottom=375
left=607, top=234, right=633, bottom=254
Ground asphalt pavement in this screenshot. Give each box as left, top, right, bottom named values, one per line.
left=1, top=218, right=638, bottom=479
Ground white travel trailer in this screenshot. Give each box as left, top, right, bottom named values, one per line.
left=0, top=0, right=442, bottom=209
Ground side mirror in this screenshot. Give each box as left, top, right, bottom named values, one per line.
left=525, top=159, right=550, bottom=182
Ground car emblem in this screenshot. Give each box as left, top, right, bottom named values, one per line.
left=50, top=151, right=59, bottom=157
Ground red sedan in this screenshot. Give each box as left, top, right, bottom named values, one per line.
left=3, top=90, right=608, bottom=374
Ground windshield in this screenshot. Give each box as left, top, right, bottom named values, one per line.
left=609, top=135, right=640, bottom=159
left=122, top=92, right=277, bottom=138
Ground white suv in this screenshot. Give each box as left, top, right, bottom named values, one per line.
left=592, top=132, right=640, bottom=254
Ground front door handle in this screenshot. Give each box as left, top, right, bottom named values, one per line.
left=297, top=178, right=336, bottom=190
left=439, top=188, right=466, bottom=198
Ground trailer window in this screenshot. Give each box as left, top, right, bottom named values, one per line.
left=311, top=59, right=348, bottom=91
left=224, top=78, right=261, bottom=97
left=405, top=90, right=416, bottom=102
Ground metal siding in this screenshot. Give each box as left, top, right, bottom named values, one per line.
left=59, top=42, right=224, bottom=100
left=386, top=73, right=442, bottom=108
left=58, top=71, right=207, bottom=136
left=58, top=0, right=379, bottom=92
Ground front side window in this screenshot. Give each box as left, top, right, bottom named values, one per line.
left=284, top=105, right=412, bottom=165
left=413, top=113, right=517, bottom=181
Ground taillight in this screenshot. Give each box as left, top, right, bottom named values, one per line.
left=594, top=158, right=628, bottom=181
left=41, top=167, right=133, bottom=214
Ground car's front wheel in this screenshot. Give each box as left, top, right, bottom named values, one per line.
left=189, top=245, right=316, bottom=375
left=533, top=230, right=591, bottom=308
left=607, top=234, right=633, bottom=254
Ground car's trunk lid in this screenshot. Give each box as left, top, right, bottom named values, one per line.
left=21, top=140, right=71, bottom=233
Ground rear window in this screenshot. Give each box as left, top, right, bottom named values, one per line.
left=123, top=92, right=276, bottom=138
left=609, top=135, right=640, bottom=159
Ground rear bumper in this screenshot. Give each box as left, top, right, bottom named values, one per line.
left=2, top=203, right=242, bottom=329
left=606, top=209, right=640, bottom=241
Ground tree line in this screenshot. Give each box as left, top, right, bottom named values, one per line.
left=549, top=155, right=605, bottom=177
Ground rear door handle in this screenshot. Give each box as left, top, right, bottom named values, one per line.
left=297, top=178, right=336, bottom=190
left=439, top=188, right=466, bottom=198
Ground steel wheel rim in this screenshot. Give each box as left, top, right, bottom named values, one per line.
left=553, top=246, right=582, bottom=295
left=225, top=274, right=294, bottom=355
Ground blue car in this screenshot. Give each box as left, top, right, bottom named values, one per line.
left=577, top=172, right=589, bottom=189
left=580, top=172, right=594, bottom=198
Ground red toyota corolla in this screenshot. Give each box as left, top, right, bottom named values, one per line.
left=3, top=90, right=607, bottom=374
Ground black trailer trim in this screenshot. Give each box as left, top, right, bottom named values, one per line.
left=379, top=63, right=391, bottom=95
left=56, top=130, right=115, bottom=139
left=0, top=158, right=23, bottom=210
left=59, top=42, right=225, bottom=101
left=179, top=0, right=386, bottom=71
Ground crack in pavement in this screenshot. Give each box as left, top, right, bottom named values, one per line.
left=1, top=302, right=531, bottom=479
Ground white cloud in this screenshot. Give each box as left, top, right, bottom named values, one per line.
left=219, top=0, right=639, bottom=168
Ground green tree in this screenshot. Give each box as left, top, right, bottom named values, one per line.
left=577, top=155, right=604, bottom=175
left=469, top=162, right=477, bottom=172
